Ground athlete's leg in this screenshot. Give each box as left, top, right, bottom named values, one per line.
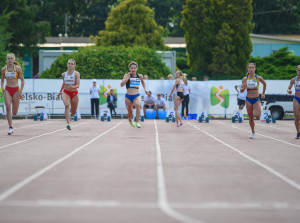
left=133, top=96, right=141, bottom=122
left=11, top=90, right=21, bottom=116
left=4, top=90, right=13, bottom=127
left=62, top=93, right=71, bottom=124
left=178, top=98, right=184, bottom=123
left=125, top=98, right=133, bottom=121
left=253, top=100, right=261, bottom=119
left=70, top=94, right=79, bottom=116
left=174, top=96, right=180, bottom=123
left=246, top=101, right=255, bottom=134
left=293, top=99, right=300, bottom=134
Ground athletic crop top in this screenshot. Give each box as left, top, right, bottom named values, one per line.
left=247, top=75, right=259, bottom=91
left=176, top=78, right=184, bottom=92
left=126, top=73, right=141, bottom=89
left=5, top=65, right=18, bottom=80
left=294, top=76, right=300, bottom=91
left=64, top=71, right=76, bottom=85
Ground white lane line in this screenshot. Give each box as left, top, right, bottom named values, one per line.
left=0, top=121, right=52, bottom=133
left=188, top=122, right=300, bottom=191
left=231, top=125, right=300, bottom=148
left=2, top=200, right=300, bottom=210
left=0, top=122, right=87, bottom=150
left=256, top=123, right=295, bottom=133
left=154, top=120, right=205, bottom=223
left=0, top=121, right=124, bottom=202
left=216, top=120, right=300, bottom=149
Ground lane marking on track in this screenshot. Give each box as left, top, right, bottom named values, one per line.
left=154, top=120, right=205, bottom=223
left=188, top=122, right=300, bottom=191
left=0, top=121, right=124, bottom=202
left=0, top=122, right=88, bottom=150
left=0, top=121, right=53, bottom=133
left=256, top=123, right=295, bottom=133
left=216, top=121, right=300, bottom=149
left=1, top=200, right=300, bottom=210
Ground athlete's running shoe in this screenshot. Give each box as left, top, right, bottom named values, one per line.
left=136, top=122, right=141, bottom=128
left=180, top=122, right=183, bottom=126
left=249, top=133, right=255, bottom=139
left=129, top=121, right=136, bottom=127
left=295, top=133, right=300, bottom=139
left=177, top=123, right=180, bottom=127
left=8, top=127, right=13, bottom=135
left=66, top=124, right=71, bottom=130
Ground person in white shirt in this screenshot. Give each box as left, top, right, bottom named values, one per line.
left=90, top=79, right=100, bottom=117
left=155, top=92, right=166, bottom=118
left=143, top=91, right=156, bottom=118
left=235, top=82, right=247, bottom=110
left=182, top=77, right=191, bottom=118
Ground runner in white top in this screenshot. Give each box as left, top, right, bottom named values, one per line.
left=235, top=83, right=247, bottom=110
left=287, top=65, right=300, bottom=139
left=169, top=70, right=185, bottom=127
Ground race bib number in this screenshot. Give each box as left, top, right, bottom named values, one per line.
left=130, top=78, right=140, bottom=88
left=247, top=79, right=257, bottom=89
left=5, top=72, right=17, bottom=79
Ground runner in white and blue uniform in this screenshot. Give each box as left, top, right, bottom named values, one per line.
left=169, top=70, right=185, bottom=127
left=120, top=61, right=147, bottom=128
left=287, top=65, right=300, bottom=139
left=240, top=63, right=266, bottom=139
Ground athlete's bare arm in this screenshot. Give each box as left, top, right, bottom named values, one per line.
left=57, top=73, right=65, bottom=99
left=1, top=68, right=5, bottom=97
left=120, top=73, right=130, bottom=87
left=169, top=79, right=179, bottom=99
left=257, top=75, right=266, bottom=99
left=287, top=78, right=295, bottom=94
left=17, top=66, right=24, bottom=99
left=71, top=72, right=80, bottom=90
left=139, top=74, right=148, bottom=94
left=240, top=77, right=247, bottom=93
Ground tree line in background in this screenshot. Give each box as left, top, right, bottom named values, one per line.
left=0, top=0, right=300, bottom=80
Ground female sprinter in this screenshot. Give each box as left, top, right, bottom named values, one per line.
left=240, top=63, right=266, bottom=139
left=169, top=70, right=185, bottom=127
left=287, top=65, right=300, bottom=139
left=1, top=53, right=25, bottom=135
left=57, top=59, right=80, bottom=130
left=120, top=61, right=147, bottom=128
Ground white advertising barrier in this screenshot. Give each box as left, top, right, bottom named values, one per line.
left=3, top=79, right=291, bottom=116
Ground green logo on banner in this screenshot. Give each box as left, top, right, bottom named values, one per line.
left=210, top=86, right=229, bottom=108
left=0, top=88, right=4, bottom=103
left=99, top=85, right=117, bottom=105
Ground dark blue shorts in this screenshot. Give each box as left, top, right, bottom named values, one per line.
left=246, top=97, right=260, bottom=105
left=294, top=96, right=300, bottom=104
left=125, top=93, right=140, bottom=103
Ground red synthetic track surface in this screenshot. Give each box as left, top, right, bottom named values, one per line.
left=0, top=119, right=300, bottom=223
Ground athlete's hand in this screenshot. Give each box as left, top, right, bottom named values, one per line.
left=18, top=91, right=23, bottom=99
left=169, top=95, right=172, bottom=100
left=57, top=92, right=62, bottom=99
left=261, top=93, right=265, bottom=99
left=287, top=89, right=292, bottom=94
left=1, top=91, right=4, bottom=98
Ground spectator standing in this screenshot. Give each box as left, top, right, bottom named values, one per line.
left=90, top=79, right=100, bottom=118
left=182, top=77, right=191, bottom=118
left=107, top=89, right=117, bottom=117
left=235, top=82, right=247, bottom=110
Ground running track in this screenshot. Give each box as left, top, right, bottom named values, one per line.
left=0, top=119, right=299, bottom=223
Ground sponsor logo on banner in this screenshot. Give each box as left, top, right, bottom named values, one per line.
left=0, top=88, right=4, bottom=103
left=99, top=85, right=117, bottom=105
left=210, top=86, right=229, bottom=108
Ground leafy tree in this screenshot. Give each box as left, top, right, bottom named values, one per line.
left=41, top=46, right=170, bottom=79
left=29, top=0, right=118, bottom=37
left=94, top=0, right=166, bottom=49
left=1, top=0, right=50, bottom=55
left=252, top=0, right=300, bottom=34
left=181, top=0, right=253, bottom=77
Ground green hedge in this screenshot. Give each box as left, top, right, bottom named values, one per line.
left=41, top=46, right=171, bottom=79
